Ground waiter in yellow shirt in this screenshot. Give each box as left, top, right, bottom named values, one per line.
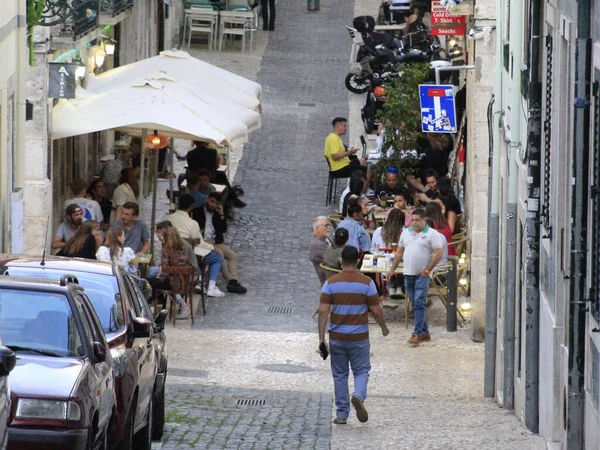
left=324, top=117, right=370, bottom=180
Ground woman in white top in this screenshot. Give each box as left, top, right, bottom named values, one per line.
left=96, top=227, right=138, bottom=275
left=111, top=168, right=139, bottom=222
left=373, top=208, right=406, bottom=298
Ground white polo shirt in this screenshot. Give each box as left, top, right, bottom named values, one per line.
left=399, top=225, right=443, bottom=276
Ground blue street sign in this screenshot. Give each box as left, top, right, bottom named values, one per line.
left=419, top=84, right=457, bottom=133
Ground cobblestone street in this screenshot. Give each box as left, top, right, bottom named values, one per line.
left=152, top=0, right=547, bottom=449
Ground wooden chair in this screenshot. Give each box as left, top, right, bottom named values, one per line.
left=154, top=266, right=196, bottom=326
left=327, top=213, right=343, bottom=230
left=449, top=236, right=469, bottom=258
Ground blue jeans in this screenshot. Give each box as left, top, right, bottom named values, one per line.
left=203, top=251, right=222, bottom=282
left=404, top=275, right=430, bottom=336
left=329, top=338, right=371, bottom=419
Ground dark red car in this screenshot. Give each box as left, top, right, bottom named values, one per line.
left=0, top=276, right=114, bottom=450
left=0, top=257, right=168, bottom=450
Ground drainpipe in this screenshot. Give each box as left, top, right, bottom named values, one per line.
left=484, top=0, right=504, bottom=399
left=567, top=0, right=591, bottom=445
left=522, top=0, right=542, bottom=432
left=16, top=0, right=26, bottom=192
left=502, top=0, right=523, bottom=412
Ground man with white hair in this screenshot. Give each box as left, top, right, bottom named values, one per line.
left=309, top=216, right=332, bottom=285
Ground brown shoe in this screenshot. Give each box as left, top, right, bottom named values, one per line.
left=421, top=332, right=431, bottom=342
left=407, top=334, right=421, bottom=346
left=351, top=395, right=368, bottom=423
left=333, top=417, right=347, bottom=425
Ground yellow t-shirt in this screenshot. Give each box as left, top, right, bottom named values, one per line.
left=324, top=133, right=350, bottom=172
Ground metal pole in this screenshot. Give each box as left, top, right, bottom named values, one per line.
left=169, top=138, right=175, bottom=206
left=484, top=95, right=499, bottom=398
left=523, top=0, right=543, bottom=432
left=139, top=129, right=147, bottom=217
left=567, top=0, right=591, bottom=445
left=150, top=149, right=159, bottom=259
left=435, top=65, right=476, bottom=85
left=446, top=256, right=457, bottom=332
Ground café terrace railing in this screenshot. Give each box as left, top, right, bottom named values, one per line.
left=39, top=0, right=100, bottom=41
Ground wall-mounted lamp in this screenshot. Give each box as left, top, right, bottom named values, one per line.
left=94, top=48, right=106, bottom=68
left=75, top=64, right=86, bottom=79
left=448, top=37, right=458, bottom=47
left=104, top=39, right=116, bottom=56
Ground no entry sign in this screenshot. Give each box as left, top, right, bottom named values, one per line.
left=430, top=1, right=466, bottom=36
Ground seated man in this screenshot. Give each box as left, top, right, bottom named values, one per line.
left=337, top=203, right=371, bottom=252
left=323, top=228, right=349, bottom=270
left=324, top=117, right=368, bottom=179
left=193, top=192, right=247, bottom=294
left=308, top=216, right=332, bottom=285
left=64, top=178, right=104, bottom=223
left=164, top=194, right=226, bottom=297
left=373, top=168, right=400, bottom=200
left=110, top=202, right=150, bottom=254
left=186, top=171, right=209, bottom=210
left=52, top=204, right=84, bottom=249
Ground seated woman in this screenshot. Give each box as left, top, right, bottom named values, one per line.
left=323, top=228, right=349, bottom=270
left=337, top=202, right=372, bottom=252
left=385, top=188, right=413, bottom=227
left=426, top=202, right=455, bottom=256
left=96, top=227, right=138, bottom=274
left=58, top=220, right=103, bottom=259
left=371, top=209, right=405, bottom=298
left=148, top=225, right=195, bottom=319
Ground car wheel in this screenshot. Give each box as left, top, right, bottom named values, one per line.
left=117, top=397, right=136, bottom=450
left=133, top=398, right=153, bottom=450
left=151, top=376, right=166, bottom=440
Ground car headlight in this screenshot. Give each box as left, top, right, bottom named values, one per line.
left=110, top=345, right=127, bottom=378
left=16, top=399, right=81, bottom=421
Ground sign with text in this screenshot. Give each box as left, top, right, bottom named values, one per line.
left=48, top=63, right=78, bottom=99
left=419, top=84, right=457, bottom=133
left=430, top=1, right=466, bottom=36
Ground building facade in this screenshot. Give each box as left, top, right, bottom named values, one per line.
left=23, top=0, right=184, bottom=254
left=0, top=0, right=27, bottom=253
left=485, top=0, right=600, bottom=447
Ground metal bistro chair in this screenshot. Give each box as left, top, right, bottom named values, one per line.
left=154, top=266, right=196, bottom=326
left=429, top=259, right=468, bottom=326
left=187, top=9, right=219, bottom=50
left=325, top=156, right=348, bottom=206
left=219, top=10, right=254, bottom=52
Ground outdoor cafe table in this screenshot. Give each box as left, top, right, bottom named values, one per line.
left=136, top=253, right=153, bottom=277
left=360, top=255, right=412, bottom=328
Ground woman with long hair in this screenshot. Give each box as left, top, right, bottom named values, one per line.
left=111, top=168, right=139, bottom=222
left=87, top=179, right=112, bottom=226
left=58, top=220, right=102, bottom=259
left=96, top=226, right=138, bottom=274
left=372, top=209, right=406, bottom=298
left=426, top=202, right=455, bottom=256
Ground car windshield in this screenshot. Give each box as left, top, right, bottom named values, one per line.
left=0, top=289, right=84, bottom=357
left=0, top=268, right=124, bottom=334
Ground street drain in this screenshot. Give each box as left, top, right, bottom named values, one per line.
left=298, top=102, right=316, bottom=107
left=236, top=399, right=267, bottom=406
left=268, top=306, right=292, bottom=314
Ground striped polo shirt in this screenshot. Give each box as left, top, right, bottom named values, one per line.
left=320, top=270, right=381, bottom=342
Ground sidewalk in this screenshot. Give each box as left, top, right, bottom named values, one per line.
left=152, top=0, right=546, bottom=449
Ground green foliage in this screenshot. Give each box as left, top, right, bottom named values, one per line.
left=374, top=63, right=431, bottom=182
left=27, top=0, right=46, bottom=65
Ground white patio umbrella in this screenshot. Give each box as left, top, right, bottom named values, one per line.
left=86, top=49, right=262, bottom=112
left=86, top=71, right=261, bottom=132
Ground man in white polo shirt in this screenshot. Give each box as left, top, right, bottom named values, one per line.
left=387, top=208, right=442, bottom=346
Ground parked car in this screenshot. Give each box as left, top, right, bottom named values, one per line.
left=0, top=276, right=114, bottom=450
left=0, top=257, right=169, bottom=449
left=0, top=339, right=16, bottom=450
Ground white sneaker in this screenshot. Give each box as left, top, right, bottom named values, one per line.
left=388, top=287, right=396, bottom=297
left=176, top=304, right=191, bottom=319
left=207, top=286, right=226, bottom=297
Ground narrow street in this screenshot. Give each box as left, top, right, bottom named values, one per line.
left=155, top=1, right=546, bottom=449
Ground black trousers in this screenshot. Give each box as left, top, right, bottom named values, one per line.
left=261, top=0, right=276, bottom=30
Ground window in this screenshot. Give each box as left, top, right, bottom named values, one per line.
left=124, top=275, right=153, bottom=321
left=541, top=33, right=554, bottom=234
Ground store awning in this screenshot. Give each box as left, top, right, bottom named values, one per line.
left=86, top=49, right=262, bottom=112
left=52, top=80, right=249, bottom=148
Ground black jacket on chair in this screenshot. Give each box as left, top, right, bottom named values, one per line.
left=192, top=206, right=228, bottom=245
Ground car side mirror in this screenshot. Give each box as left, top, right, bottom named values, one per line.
left=132, top=317, right=152, bottom=339
left=0, top=346, right=16, bottom=376
left=92, top=342, right=107, bottom=363
left=154, top=310, right=169, bottom=331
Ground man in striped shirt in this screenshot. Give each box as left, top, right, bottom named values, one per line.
left=318, top=246, right=389, bottom=425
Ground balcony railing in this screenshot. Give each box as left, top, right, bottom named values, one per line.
left=40, top=0, right=100, bottom=41
left=100, top=0, right=134, bottom=17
